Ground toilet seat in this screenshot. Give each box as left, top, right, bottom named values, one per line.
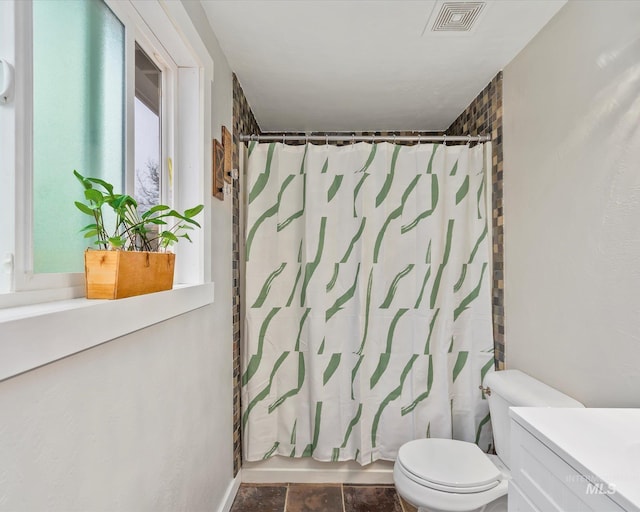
left=396, top=439, right=502, bottom=494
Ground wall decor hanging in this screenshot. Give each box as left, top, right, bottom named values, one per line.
left=212, top=138, right=224, bottom=200
left=222, top=125, right=233, bottom=184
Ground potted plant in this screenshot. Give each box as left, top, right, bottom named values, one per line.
left=74, top=169, right=203, bottom=299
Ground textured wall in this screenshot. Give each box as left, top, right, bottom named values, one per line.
left=232, top=74, right=261, bottom=476
left=503, top=1, right=640, bottom=406
left=183, top=0, right=239, bottom=479
left=447, top=73, right=504, bottom=369
left=0, top=307, right=234, bottom=512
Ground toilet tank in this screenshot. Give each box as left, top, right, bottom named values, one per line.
left=484, top=370, right=584, bottom=468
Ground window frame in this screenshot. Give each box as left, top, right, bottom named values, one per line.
left=133, top=43, right=166, bottom=215
left=118, top=3, right=178, bottom=216
left=0, top=0, right=212, bottom=309
left=0, top=0, right=19, bottom=297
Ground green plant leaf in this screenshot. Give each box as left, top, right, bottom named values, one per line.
left=184, top=204, right=204, bottom=218
left=142, top=204, right=170, bottom=219
left=161, top=231, right=178, bottom=242
left=109, top=237, right=124, bottom=247
left=111, top=194, right=137, bottom=210
left=180, top=233, right=192, bottom=242
left=85, top=176, right=114, bottom=195
left=80, top=223, right=98, bottom=232
left=83, top=229, right=99, bottom=238
left=167, top=209, right=189, bottom=221
left=74, top=201, right=96, bottom=216
left=84, top=188, right=104, bottom=204
left=183, top=218, right=201, bottom=228
left=147, top=218, right=168, bottom=225
left=73, top=170, right=92, bottom=190
left=148, top=204, right=170, bottom=213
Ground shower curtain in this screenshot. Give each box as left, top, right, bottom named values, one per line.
left=243, top=141, right=494, bottom=464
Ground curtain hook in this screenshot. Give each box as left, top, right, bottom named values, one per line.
left=282, top=133, right=285, bottom=145
left=417, top=133, right=421, bottom=146
left=468, top=134, right=472, bottom=146
left=326, top=134, right=329, bottom=146
left=393, top=134, right=397, bottom=145
left=352, top=133, right=355, bottom=145
left=443, top=134, right=447, bottom=146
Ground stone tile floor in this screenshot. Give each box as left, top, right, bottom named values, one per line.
left=230, top=484, right=418, bottom=512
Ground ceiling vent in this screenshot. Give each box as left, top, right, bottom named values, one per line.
left=430, top=2, right=486, bottom=32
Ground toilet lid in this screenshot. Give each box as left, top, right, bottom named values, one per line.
left=397, top=439, right=502, bottom=492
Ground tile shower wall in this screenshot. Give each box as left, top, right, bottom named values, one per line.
left=232, top=74, right=261, bottom=476
left=447, top=72, right=504, bottom=369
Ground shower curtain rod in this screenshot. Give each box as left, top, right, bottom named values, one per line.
left=239, top=133, right=491, bottom=143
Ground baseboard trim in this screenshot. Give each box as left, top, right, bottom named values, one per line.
left=241, top=461, right=394, bottom=485
left=218, top=471, right=242, bottom=512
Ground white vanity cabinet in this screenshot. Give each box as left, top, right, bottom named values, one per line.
left=508, top=408, right=640, bottom=512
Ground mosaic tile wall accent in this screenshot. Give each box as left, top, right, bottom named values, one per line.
left=447, top=72, right=504, bottom=369
left=232, top=73, right=261, bottom=476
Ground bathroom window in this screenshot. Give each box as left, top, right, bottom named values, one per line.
left=32, top=0, right=125, bottom=274
left=0, top=0, right=208, bottom=306
left=134, top=44, right=162, bottom=216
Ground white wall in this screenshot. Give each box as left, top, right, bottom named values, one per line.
left=182, top=0, right=234, bottom=145
left=0, top=307, right=236, bottom=511
left=0, top=2, right=238, bottom=511
left=181, top=0, right=235, bottom=296
left=503, top=1, right=640, bottom=407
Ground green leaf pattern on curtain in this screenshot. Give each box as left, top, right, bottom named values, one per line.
left=243, top=142, right=494, bottom=464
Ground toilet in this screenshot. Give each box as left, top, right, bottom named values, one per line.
left=393, top=370, right=584, bottom=512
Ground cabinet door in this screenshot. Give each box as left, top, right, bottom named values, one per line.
left=510, top=483, right=543, bottom=512
left=509, top=421, right=624, bottom=512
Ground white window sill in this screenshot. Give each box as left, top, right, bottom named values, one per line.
left=0, top=282, right=214, bottom=382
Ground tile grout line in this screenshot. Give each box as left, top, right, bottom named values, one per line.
left=397, top=486, right=402, bottom=512
left=283, top=483, right=289, bottom=512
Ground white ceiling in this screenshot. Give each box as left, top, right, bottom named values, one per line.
left=201, top=0, right=566, bottom=132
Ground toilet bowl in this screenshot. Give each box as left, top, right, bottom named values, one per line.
left=394, top=438, right=509, bottom=512
left=393, top=370, right=584, bottom=512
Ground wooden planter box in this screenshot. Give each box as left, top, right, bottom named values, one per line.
left=84, top=250, right=175, bottom=299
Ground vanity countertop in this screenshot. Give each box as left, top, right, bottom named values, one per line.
left=510, top=407, right=640, bottom=512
